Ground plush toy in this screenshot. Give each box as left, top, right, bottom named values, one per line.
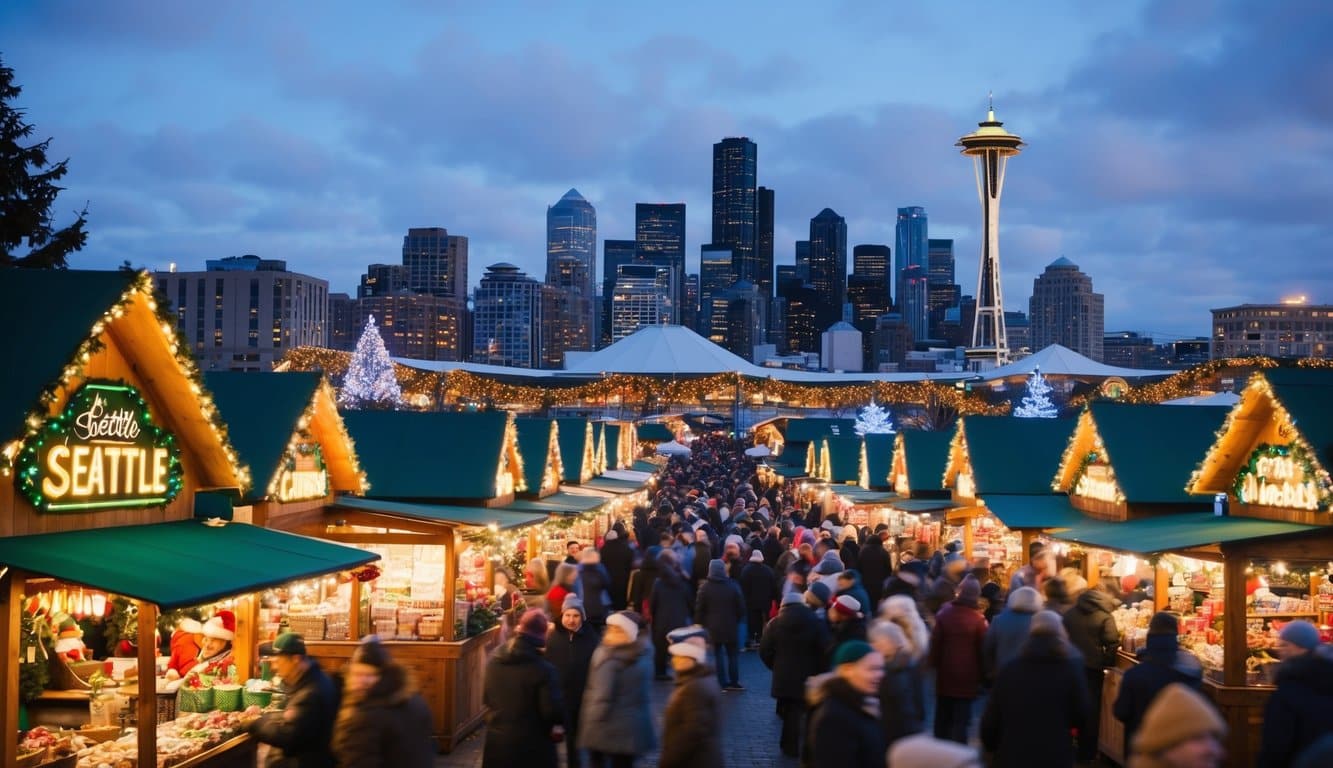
left=50, top=613, right=88, bottom=662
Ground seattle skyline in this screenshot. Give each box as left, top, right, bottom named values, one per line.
left=3, top=0, right=1332, bottom=339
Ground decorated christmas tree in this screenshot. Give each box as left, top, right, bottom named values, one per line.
left=854, top=398, right=895, bottom=436
left=338, top=315, right=402, bottom=410
left=1014, top=367, right=1058, bottom=418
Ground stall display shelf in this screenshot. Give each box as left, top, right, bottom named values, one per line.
left=1245, top=611, right=1319, bottom=618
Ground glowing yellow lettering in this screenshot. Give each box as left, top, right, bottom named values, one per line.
left=71, top=445, right=92, bottom=496
left=137, top=447, right=152, bottom=491
left=42, top=445, right=71, bottom=497
left=86, top=446, right=105, bottom=496
left=103, top=446, right=121, bottom=494
left=152, top=448, right=169, bottom=493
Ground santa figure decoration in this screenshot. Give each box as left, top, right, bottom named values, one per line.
left=51, top=613, right=88, bottom=662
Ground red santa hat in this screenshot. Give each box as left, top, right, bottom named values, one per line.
left=201, top=610, right=236, bottom=642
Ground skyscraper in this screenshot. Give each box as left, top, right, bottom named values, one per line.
left=958, top=100, right=1024, bottom=365
left=601, top=239, right=637, bottom=346
left=808, top=208, right=847, bottom=330
left=403, top=227, right=468, bottom=302
left=545, top=189, right=597, bottom=361
left=358, top=263, right=409, bottom=298
left=683, top=273, right=700, bottom=333
left=927, top=238, right=959, bottom=340
left=849, top=245, right=891, bottom=371
left=472, top=262, right=544, bottom=368
left=699, top=245, right=734, bottom=340
left=610, top=263, right=673, bottom=342
left=1028, top=257, right=1104, bottom=361
left=895, top=207, right=929, bottom=341
left=794, top=241, right=811, bottom=283
left=756, top=186, right=775, bottom=299
left=634, top=203, right=686, bottom=322
left=712, top=137, right=758, bottom=286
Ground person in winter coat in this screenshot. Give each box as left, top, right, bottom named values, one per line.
left=1127, top=683, right=1225, bottom=768
left=545, top=595, right=603, bottom=768
left=924, top=555, right=969, bottom=618
left=481, top=611, right=564, bottom=768
left=577, top=548, right=613, bottom=628
left=888, top=734, right=983, bottom=768
left=626, top=547, right=659, bottom=617
left=599, top=528, right=634, bottom=611
left=547, top=562, right=580, bottom=617
left=1113, top=612, right=1204, bottom=758
left=658, top=641, right=724, bottom=768
left=690, top=534, right=712, bottom=589
left=1063, top=579, right=1121, bottom=763
left=739, top=550, right=775, bottom=649
left=827, top=594, right=868, bottom=656
left=1043, top=575, right=1075, bottom=615
left=760, top=591, right=833, bottom=757
left=807, top=641, right=887, bottom=768
left=839, top=529, right=861, bottom=571
left=647, top=550, right=693, bottom=679
left=245, top=632, right=338, bottom=768
left=857, top=534, right=893, bottom=611
left=868, top=619, right=925, bottom=748
left=695, top=558, right=746, bottom=689
left=331, top=636, right=434, bottom=768
left=880, top=593, right=931, bottom=664
left=980, top=611, right=1089, bottom=767
left=579, top=612, right=657, bottom=768
left=835, top=570, right=872, bottom=619
left=982, top=585, right=1042, bottom=681
left=1257, top=623, right=1333, bottom=768
left=929, top=576, right=988, bottom=743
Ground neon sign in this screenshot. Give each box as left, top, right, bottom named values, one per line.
left=1235, top=443, right=1326, bottom=511
left=16, top=381, right=183, bottom=512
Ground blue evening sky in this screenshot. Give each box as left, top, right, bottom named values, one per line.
left=4, top=0, right=1332, bottom=338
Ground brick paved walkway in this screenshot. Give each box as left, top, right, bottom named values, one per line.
left=436, top=647, right=799, bottom=768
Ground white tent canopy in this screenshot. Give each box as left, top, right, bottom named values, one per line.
left=655, top=440, right=692, bottom=456
left=983, top=343, right=1175, bottom=381
left=1162, top=391, right=1241, bottom=406
left=744, top=445, right=772, bottom=457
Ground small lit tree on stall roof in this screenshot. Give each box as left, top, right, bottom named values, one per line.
left=338, top=315, right=402, bottom=410
left=1014, top=367, right=1058, bottom=418
left=854, top=398, right=895, bottom=436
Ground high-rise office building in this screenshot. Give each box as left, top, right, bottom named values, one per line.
left=721, top=281, right=763, bottom=361
left=156, top=255, right=327, bottom=372
left=777, top=272, right=820, bottom=355
left=546, top=189, right=597, bottom=361
left=895, top=207, right=929, bottom=341
left=927, top=238, right=959, bottom=340
left=1104, top=331, right=1157, bottom=369
left=756, top=187, right=775, bottom=299
left=853, top=245, right=890, bottom=290
left=712, top=138, right=758, bottom=287
left=1211, top=301, right=1333, bottom=359
left=355, top=292, right=463, bottom=362
left=610, top=263, right=673, bottom=342
left=402, top=227, right=468, bottom=302
left=1028, top=257, right=1104, bottom=361
left=635, top=203, right=686, bottom=321
left=601, top=239, right=638, bottom=346
left=808, top=208, right=848, bottom=330
left=872, top=313, right=914, bottom=370
left=328, top=293, right=357, bottom=351
left=683, top=273, right=700, bottom=333
left=358, top=263, right=410, bottom=298
left=472, top=262, right=544, bottom=369
left=794, top=241, right=811, bottom=283
left=699, top=245, right=734, bottom=339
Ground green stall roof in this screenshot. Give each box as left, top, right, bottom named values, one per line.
left=864, top=433, right=895, bottom=490
left=1089, top=403, right=1228, bottom=503
left=981, top=494, right=1090, bottom=530
left=504, top=491, right=607, bottom=515
left=772, top=465, right=809, bottom=479
left=825, top=436, right=864, bottom=484
left=514, top=419, right=558, bottom=495
left=784, top=418, right=857, bottom=442
left=964, top=416, right=1075, bottom=495
left=554, top=417, right=594, bottom=483
left=1264, top=369, right=1333, bottom=467
left=901, top=429, right=954, bottom=492
left=345, top=410, right=510, bottom=500
left=331, top=496, right=545, bottom=530
left=204, top=371, right=323, bottom=500
left=636, top=423, right=674, bottom=442
left=836, top=488, right=900, bottom=504
left=580, top=476, right=646, bottom=494
left=632, top=459, right=663, bottom=474
left=887, top=498, right=959, bottom=514
left=0, top=520, right=377, bottom=610
left=604, top=424, right=623, bottom=470
left=0, top=269, right=139, bottom=443
left=1050, top=512, right=1319, bottom=555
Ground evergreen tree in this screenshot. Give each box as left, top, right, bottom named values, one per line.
left=1014, top=367, right=1058, bottom=418
left=854, top=398, right=895, bottom=436
left=339, top=315, right=402, bottom=410
left=0, top=56, right=88, bottom=268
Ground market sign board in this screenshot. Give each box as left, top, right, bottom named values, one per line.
left=16, top=381, right=184, bottom=512
left=1075, top=462, right=1121, bottom=504
left=1234, top=443, right=1327, bottom=511
left=274, top=441, right=329, bottom=502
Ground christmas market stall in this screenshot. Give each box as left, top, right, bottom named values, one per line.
left=514, top=419, right=565, bottom=500
left=601, top=421, right=637, bottom=471
left=942, top=416, right=1078, bottom=572
left=0, top=269, right=376, bottom=768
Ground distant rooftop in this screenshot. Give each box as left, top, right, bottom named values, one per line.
left=202, top=254, right=289, bottom=272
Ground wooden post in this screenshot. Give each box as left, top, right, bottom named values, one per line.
left=348, top=580, right=361, bottom=640
left=962, top=518, right=975, bottom=561
left=527, top=527, right=540, bottom=564
left=1021, top=529, right=1038, bottom=563
left=1154, top=564, right=1170, bottom=612
left=136, top=601, right=159, bottom=768
left=1, top=569, right=24, bottom=768
left=1223, top=552, right=1247, bottom=687
left=443, top=527, right=458, bottom=642
left=234, top=594, right=256, bottom=679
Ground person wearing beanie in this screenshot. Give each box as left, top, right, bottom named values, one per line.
left=181, top=610, right=236, bottom=686
left=983, top=585, right=1043, bottom=682
left=1063, top=578, right=1121, bottom=762
left=929, top=570, right=988, bottom=743
left=333, top=636, right=434, bottom=768
left=761, top=571, right=834, bottom=757
left=740, top=547, right=776, bottom=650
left=545, top=595, right=601, bottom=768
left=1129, top=683, right=1225, bottom=768
left=1258, top=627, right=1333, bottom=767
left=482, top=611, right=565, bottom=768
left=696, top=558, right=746, bottom=690
left=827, top=595, right=868, bottom=659
left=868, top=619, right=926, bottom=749
left=659, top=642, right=724, bottom=768
left=579, top=611, right=657, bottom=766
left=647, top=547, right=693, bottom=680
left=804, top=580, right=833, bottom=615
left=1114, top=611, right=1204, bottom=758
left=889, top=733, right=982, bottom=768
left=807, top=640, right=886, bottom=768
left=577, top=546, right=613, bottom=628
left=981, top=609, right=1089, bottom=767
left=835, top=569, right=872, bottom=621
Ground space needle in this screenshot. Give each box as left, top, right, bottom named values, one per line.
left=957, top=95, right=1024, bottom=367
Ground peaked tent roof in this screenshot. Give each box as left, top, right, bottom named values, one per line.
left=962, top=416, right=1076, bottom=495
left=514, top=419, right=560, bottom=496
left=1086, top=403, right=1229, bottom=503
left=554, top=417, right=596, bottom=483
left=784, top=418, right=858, bottom=442
left=345, top=410, right=512, bottom=500
left=901, top=429, right=954, bottom=492
left=1263, top=368, right=1333, bottom=468
left=983, top=344, right=1174, bottom=380
left=564, top=324, right=753, bottom=375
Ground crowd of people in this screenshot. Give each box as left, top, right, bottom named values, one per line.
left=477, top=432, right=1333, bottom=768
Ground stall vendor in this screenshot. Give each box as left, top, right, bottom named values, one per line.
left=164, top=617, right=204, bottom=680
left=177, top=610, right=236, bottom=686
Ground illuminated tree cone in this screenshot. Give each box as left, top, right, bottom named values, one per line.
left=1014, top=367, right=1058, bottom=418
left=854, top=398, right=895, bottom=436
left=338, top=315, right=402, bottom=410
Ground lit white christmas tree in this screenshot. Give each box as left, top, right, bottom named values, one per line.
left=1014, top=367, right=1058, bottom=418
left=338, top=315, right=402, bottom=410
left=854, top=398, right=895, bottom=436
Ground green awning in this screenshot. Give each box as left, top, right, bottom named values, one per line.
left=864, top=433, right=894, bottom=490
left=580, top=476, right=646, bottom=494
left=981, top=494, right=1091, bottom=529
left=632, top=459, right=662, bottom=473
left=887, top=498, right=959, bottom=514
left=0, top=520, right=377, bottom=610
left=836, top=488, right=901, bottom=504
left=504, top=491, right=607, bottom=514
left=204, top=371, right=323, bottom=500
left=1049, top=512, right=1319, bottom=555
left=331, top=496, right=546, bottom=530
left=825, top=437, right=864, bottom=484
left=772, top=465, right=809, bottom=479
left=636, top=423, right=674, bottom=442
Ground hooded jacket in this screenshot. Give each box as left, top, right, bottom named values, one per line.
left=659, top=662, right=724, bottom=768
left=806, top=674, right=886, bottom=768
left=1112, top=633, right=1203, bottom=756
left=929, top=599, right=988, bottom=698
left=980, top=633, right=1089, bottom=768
left=332, top=663, right=435, bottom=768
left=482, top=636, right=563, bottom=768
left=578, top=641, right=657, bottom=756
left=1063, top=588, right=1120, bottom=669
left=760, top=602, right=833, bottom=700
left=695, top=560, right=745, bottom=643
left=648, top=563, right=693, bottom=637
left=1257, top=649, right=1333, bottom=768
left=856, top=536, right=892, bottom=610
left=599, top=535, right=634, bottom=610
left=982, top=588, right=1042, bottom=680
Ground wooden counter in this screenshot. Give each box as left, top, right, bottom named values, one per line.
left=305, top=627, right=503, bottom=752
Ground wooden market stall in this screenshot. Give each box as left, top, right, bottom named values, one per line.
left=0, top=269, right=375, bottom=768
left=552, top=417, right=598, bottom=485
left=863, top=433, right=895, bottom=491
left=514, top=419, right=565, bottom=499
left=889, top=429, right=955, bottom=500
left=599, top=421, right=637, bottom=471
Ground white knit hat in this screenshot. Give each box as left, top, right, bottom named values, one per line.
left=605, top=612, right=639, bottom=643
left=668, top=642, right=706, bottom=664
